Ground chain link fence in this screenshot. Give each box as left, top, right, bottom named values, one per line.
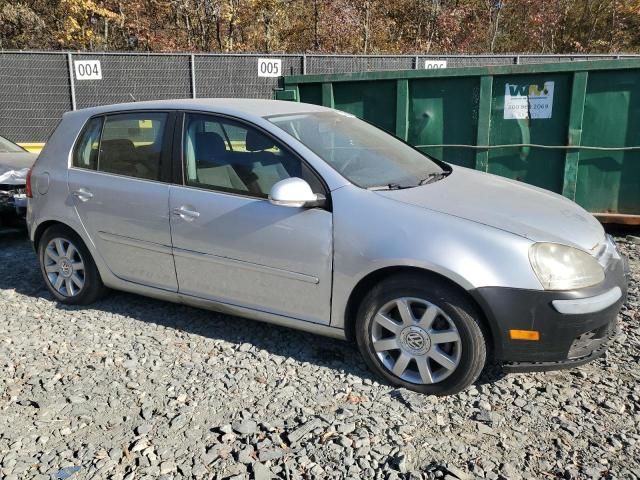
left=1, top=51, right=637, bottom=142
left=0, top=53, right=71, bottom=143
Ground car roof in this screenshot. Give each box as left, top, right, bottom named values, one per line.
left=64, top=98, right=332, bottom=120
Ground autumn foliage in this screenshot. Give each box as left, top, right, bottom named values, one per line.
left=1, top=0, right=639, bottom=54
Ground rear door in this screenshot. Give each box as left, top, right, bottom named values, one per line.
left=169, top=112, right=333, bottom=324
left=68, top=111, right=178, bottom=291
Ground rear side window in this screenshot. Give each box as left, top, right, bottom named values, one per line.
left=72, top=112, right=168, bottom=182
left=99, top=113, right=167, bottom=181
left=73, top=117, right=103, bottom=170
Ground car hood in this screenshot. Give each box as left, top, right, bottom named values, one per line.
left=0, top=151, right=37, bottom=173
left=376, top=166, right=604, bottom=252
left=0, top=151, right=37, bottom=184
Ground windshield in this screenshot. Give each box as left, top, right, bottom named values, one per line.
left=267, top=111, right=445, bottom=189
left=0, top=135, right=25, bottom=153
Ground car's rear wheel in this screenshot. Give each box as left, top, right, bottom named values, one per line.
left=38, top=225, right=106, bottom=304
left=355, top=273, right=487, bottom=396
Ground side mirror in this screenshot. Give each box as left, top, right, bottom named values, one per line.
left=269, top=177, right=326, bottom=208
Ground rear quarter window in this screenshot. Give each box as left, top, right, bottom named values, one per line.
left=73, top=117, right=103, bottom=170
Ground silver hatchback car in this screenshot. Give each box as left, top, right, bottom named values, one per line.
left=27, top=99, right=628, bottom=395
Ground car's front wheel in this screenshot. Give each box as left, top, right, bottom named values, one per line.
left=38, top=224, right=106, bottom=304
left=355, top=273, right=487, bottom=396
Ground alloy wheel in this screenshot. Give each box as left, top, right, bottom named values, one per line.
left=371, top=297, right=462, bottom=384
left=43, top=237, right=86, bottom=297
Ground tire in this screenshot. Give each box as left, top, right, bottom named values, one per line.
left=355, top=273, right=487, bottom=396
left=38, top=224, right=107, bottom=305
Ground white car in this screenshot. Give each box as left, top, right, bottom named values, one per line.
left=0, top=134, right=37, bottom=224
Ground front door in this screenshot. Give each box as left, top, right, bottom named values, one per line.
left=68, top=111, right=178, bottom=291
left=169, top=113, right=333, bottom=324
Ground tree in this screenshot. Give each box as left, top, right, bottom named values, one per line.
left=54, top=0, right=118, bottom=49
left=1, top=0, right=639, bottom=53
left=0, top=2, right=46, bottom=49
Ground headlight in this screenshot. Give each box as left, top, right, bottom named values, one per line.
left=529, top=243, right=604, bottom=290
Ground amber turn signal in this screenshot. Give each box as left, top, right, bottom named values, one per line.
left=509, top=329, right=540, bottom=341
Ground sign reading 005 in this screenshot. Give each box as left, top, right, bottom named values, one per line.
left=258, top=58, right=282, bottom=78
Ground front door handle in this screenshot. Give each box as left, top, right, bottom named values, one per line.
left=72, top=188, right=93, bottom=202
left=173, top=205, right=200, bottom=221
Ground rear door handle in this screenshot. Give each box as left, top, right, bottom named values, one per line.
left=173, top=205, right=200, bottom=221
left=72, top=188, right=93, bottom=202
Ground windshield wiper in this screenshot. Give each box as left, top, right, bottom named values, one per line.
left=418, top=172, right=448, bottom=186
left=367, top=183, right=412, bottom=191
left=368, top=172, right=449, bottom=190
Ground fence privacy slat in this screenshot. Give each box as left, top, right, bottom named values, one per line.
left=1, top=52, right=636, bottom=142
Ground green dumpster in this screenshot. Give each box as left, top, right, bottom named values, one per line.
left=275, top=60, right=640, bottom=224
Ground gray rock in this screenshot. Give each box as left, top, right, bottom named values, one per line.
left=219, top=424, right=234, bottom=434
left=337, top=423, right=356, bottom=434
left=287, top=418, right=322, bottom=443
left=108, top=448, right=122, bottom=462
left=159, top=461, right=176, bottom=475
left=221, top=432, right=237, bottom=443
left=191, top=463, right=207, bottom=478
left=513, top=398, right=527, bottom=408
left=501, top=463, right=520, bottom=479
left=627, top=235, right=640, bottom=245
left=233, top=419, right=258, bottom=435
left=395, top=452, right=408, bottom=473
left=237, top=447, right=255, bottom=464
left=477, top=423, right=495, bottom=435
left=140, top=407, right=153, bottom=420
left=253, top=462, right=272, bottom=480
left=170, top=414, right=188, bottom=430
left=136, top=424, right=153, bottom=436
left=258, top=448, right=284, bottom=462
left=446, top=464, right=471, bottom=480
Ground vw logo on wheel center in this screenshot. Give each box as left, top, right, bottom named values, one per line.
left=406, top=331, right=425, bottom=350
left=59, top=259, right=73, bottom=277
left=400, top=326, right=431, bottom=355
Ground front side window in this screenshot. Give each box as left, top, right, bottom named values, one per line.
left=183, top=113, right=308, bottom=198
left=267, top=111, right=446, bottom=189
left=99, top=113, right=167, bottom=181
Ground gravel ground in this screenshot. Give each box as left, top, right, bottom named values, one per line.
left=0, top=231, right=638, bottom=480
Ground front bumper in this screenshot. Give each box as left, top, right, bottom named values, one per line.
left=470, top=238, right=629, bottom=372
